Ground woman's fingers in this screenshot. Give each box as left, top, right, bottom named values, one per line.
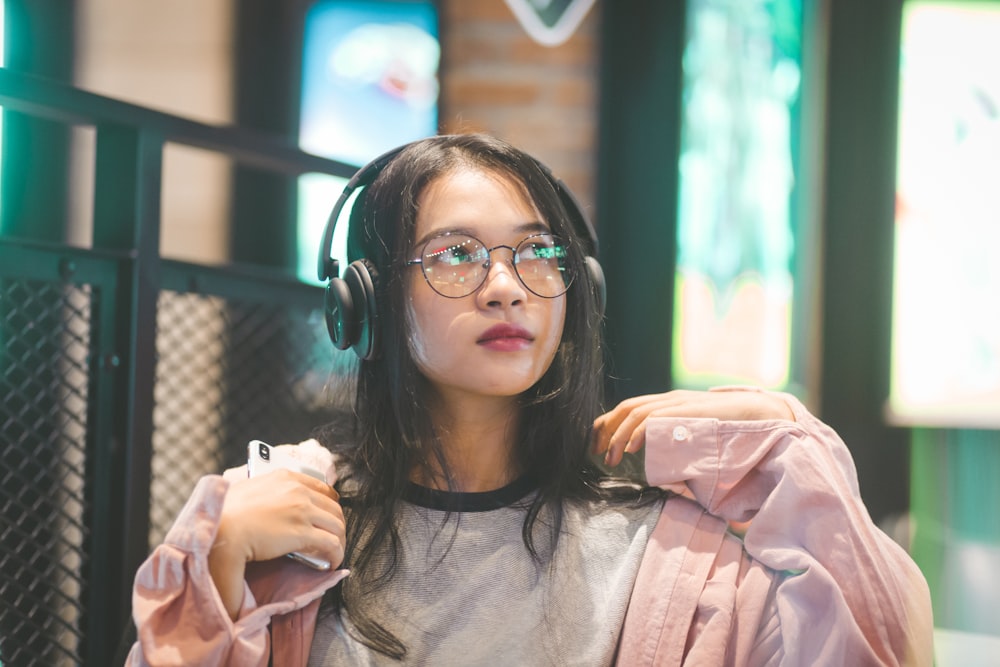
left=292, top=511, right=347, bottom=569
left=593, top=394, right=656, bottom=452
left=296, top=472, right=341, bottom=501
left=218, top=469, right=347, bottom=567
left=276, top=473, right=347, bottom=567
left=602, top=405, right=656, bottom=466
left=593, top=393, right=673, bottom=464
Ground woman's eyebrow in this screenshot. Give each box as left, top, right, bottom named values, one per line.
left=412, top=221, right=551, bottom=249
left=516, top=221, right=552, bottom=235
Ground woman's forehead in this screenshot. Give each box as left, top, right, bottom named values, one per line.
left=414, top=168, right=543, bottom=238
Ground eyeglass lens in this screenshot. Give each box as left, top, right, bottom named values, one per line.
left=420, top=233, right=571, bottom=298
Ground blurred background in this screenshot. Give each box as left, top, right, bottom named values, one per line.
left=0, top=0, right=997, bottom=664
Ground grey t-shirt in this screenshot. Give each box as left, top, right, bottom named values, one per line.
left=308, top=479, right=663, bottom=666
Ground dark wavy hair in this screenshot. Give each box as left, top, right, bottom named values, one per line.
left=314, top=134, right=660, bottom=658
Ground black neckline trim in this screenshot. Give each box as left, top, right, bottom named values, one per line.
left=403, top=475, right=538, bottom=512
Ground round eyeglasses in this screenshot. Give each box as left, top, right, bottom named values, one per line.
left=405, top=232, right=573, bottom=299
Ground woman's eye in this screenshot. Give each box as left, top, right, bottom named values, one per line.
left=441, top=250, right=467, bottom=265
left=521, top=243, right=563, bottom=262
left=428, top=238, right=482, bottom=266
left=445, top=247, right=475, bottom=264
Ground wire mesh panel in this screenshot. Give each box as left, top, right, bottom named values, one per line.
left=0, top=279, right=93, bottom=667
left=149, top=290, right=345, bottom=548
left=0, top=66, right=362, bottom=664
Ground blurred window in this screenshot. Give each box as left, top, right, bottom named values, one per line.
left=296, top=0, right=439, bottom=284
left=889, top=2, right=1000, bottom=428
left=672, top=0, right=804, bottom=391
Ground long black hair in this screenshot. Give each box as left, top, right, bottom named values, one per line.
left=314, top=134, right=661, bottom=658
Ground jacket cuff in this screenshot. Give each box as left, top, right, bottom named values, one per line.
left=644, top=417, right=721, bottom=492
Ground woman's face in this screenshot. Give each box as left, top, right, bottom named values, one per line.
left=406, top=167, right=566, bottom=406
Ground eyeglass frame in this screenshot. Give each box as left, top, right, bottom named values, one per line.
left=404, top=231, right=575, bottom=299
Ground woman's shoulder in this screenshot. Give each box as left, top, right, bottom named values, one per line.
left=562, top=487, right=666, bottom=531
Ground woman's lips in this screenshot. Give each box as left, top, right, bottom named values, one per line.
left=477, top=323, right=534, bottom=351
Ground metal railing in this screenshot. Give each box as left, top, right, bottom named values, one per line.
left=0, top=68, right=355, bottom=666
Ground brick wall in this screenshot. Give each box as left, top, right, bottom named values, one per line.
left=438, top=0, right=600, bottom=223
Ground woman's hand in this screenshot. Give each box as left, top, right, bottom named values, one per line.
left=593, top=389, right=794, bottom=467
left=208, top=470, right=345, bottom=619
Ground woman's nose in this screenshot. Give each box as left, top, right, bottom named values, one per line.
left=476, top=255, right=527, bottom=307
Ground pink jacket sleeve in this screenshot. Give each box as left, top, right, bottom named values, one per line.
left=126, top=475, right=346, bottom=667
left=643, top=387, right=934, bottom=665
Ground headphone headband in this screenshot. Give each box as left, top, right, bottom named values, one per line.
left=318, top=143, right=411, bottom=283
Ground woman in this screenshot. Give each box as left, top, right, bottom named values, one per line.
left=128, top=134, right=932, bottom=665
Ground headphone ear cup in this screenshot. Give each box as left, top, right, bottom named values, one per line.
left=324, top=277, right=357, bottom=351
left=343, top=259, right=379, bottom=360
left=584, top=256, right=606, bottom=318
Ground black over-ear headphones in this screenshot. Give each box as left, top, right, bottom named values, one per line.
left=317, top=138, right=606, bottom=360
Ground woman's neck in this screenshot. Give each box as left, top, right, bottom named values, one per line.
left=413, top=393, right=521, bottom=493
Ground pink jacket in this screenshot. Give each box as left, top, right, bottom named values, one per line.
left=127, top=389, right=933, bottom=665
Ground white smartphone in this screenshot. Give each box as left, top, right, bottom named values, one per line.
left=246, top=439, right=332, bottom=570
